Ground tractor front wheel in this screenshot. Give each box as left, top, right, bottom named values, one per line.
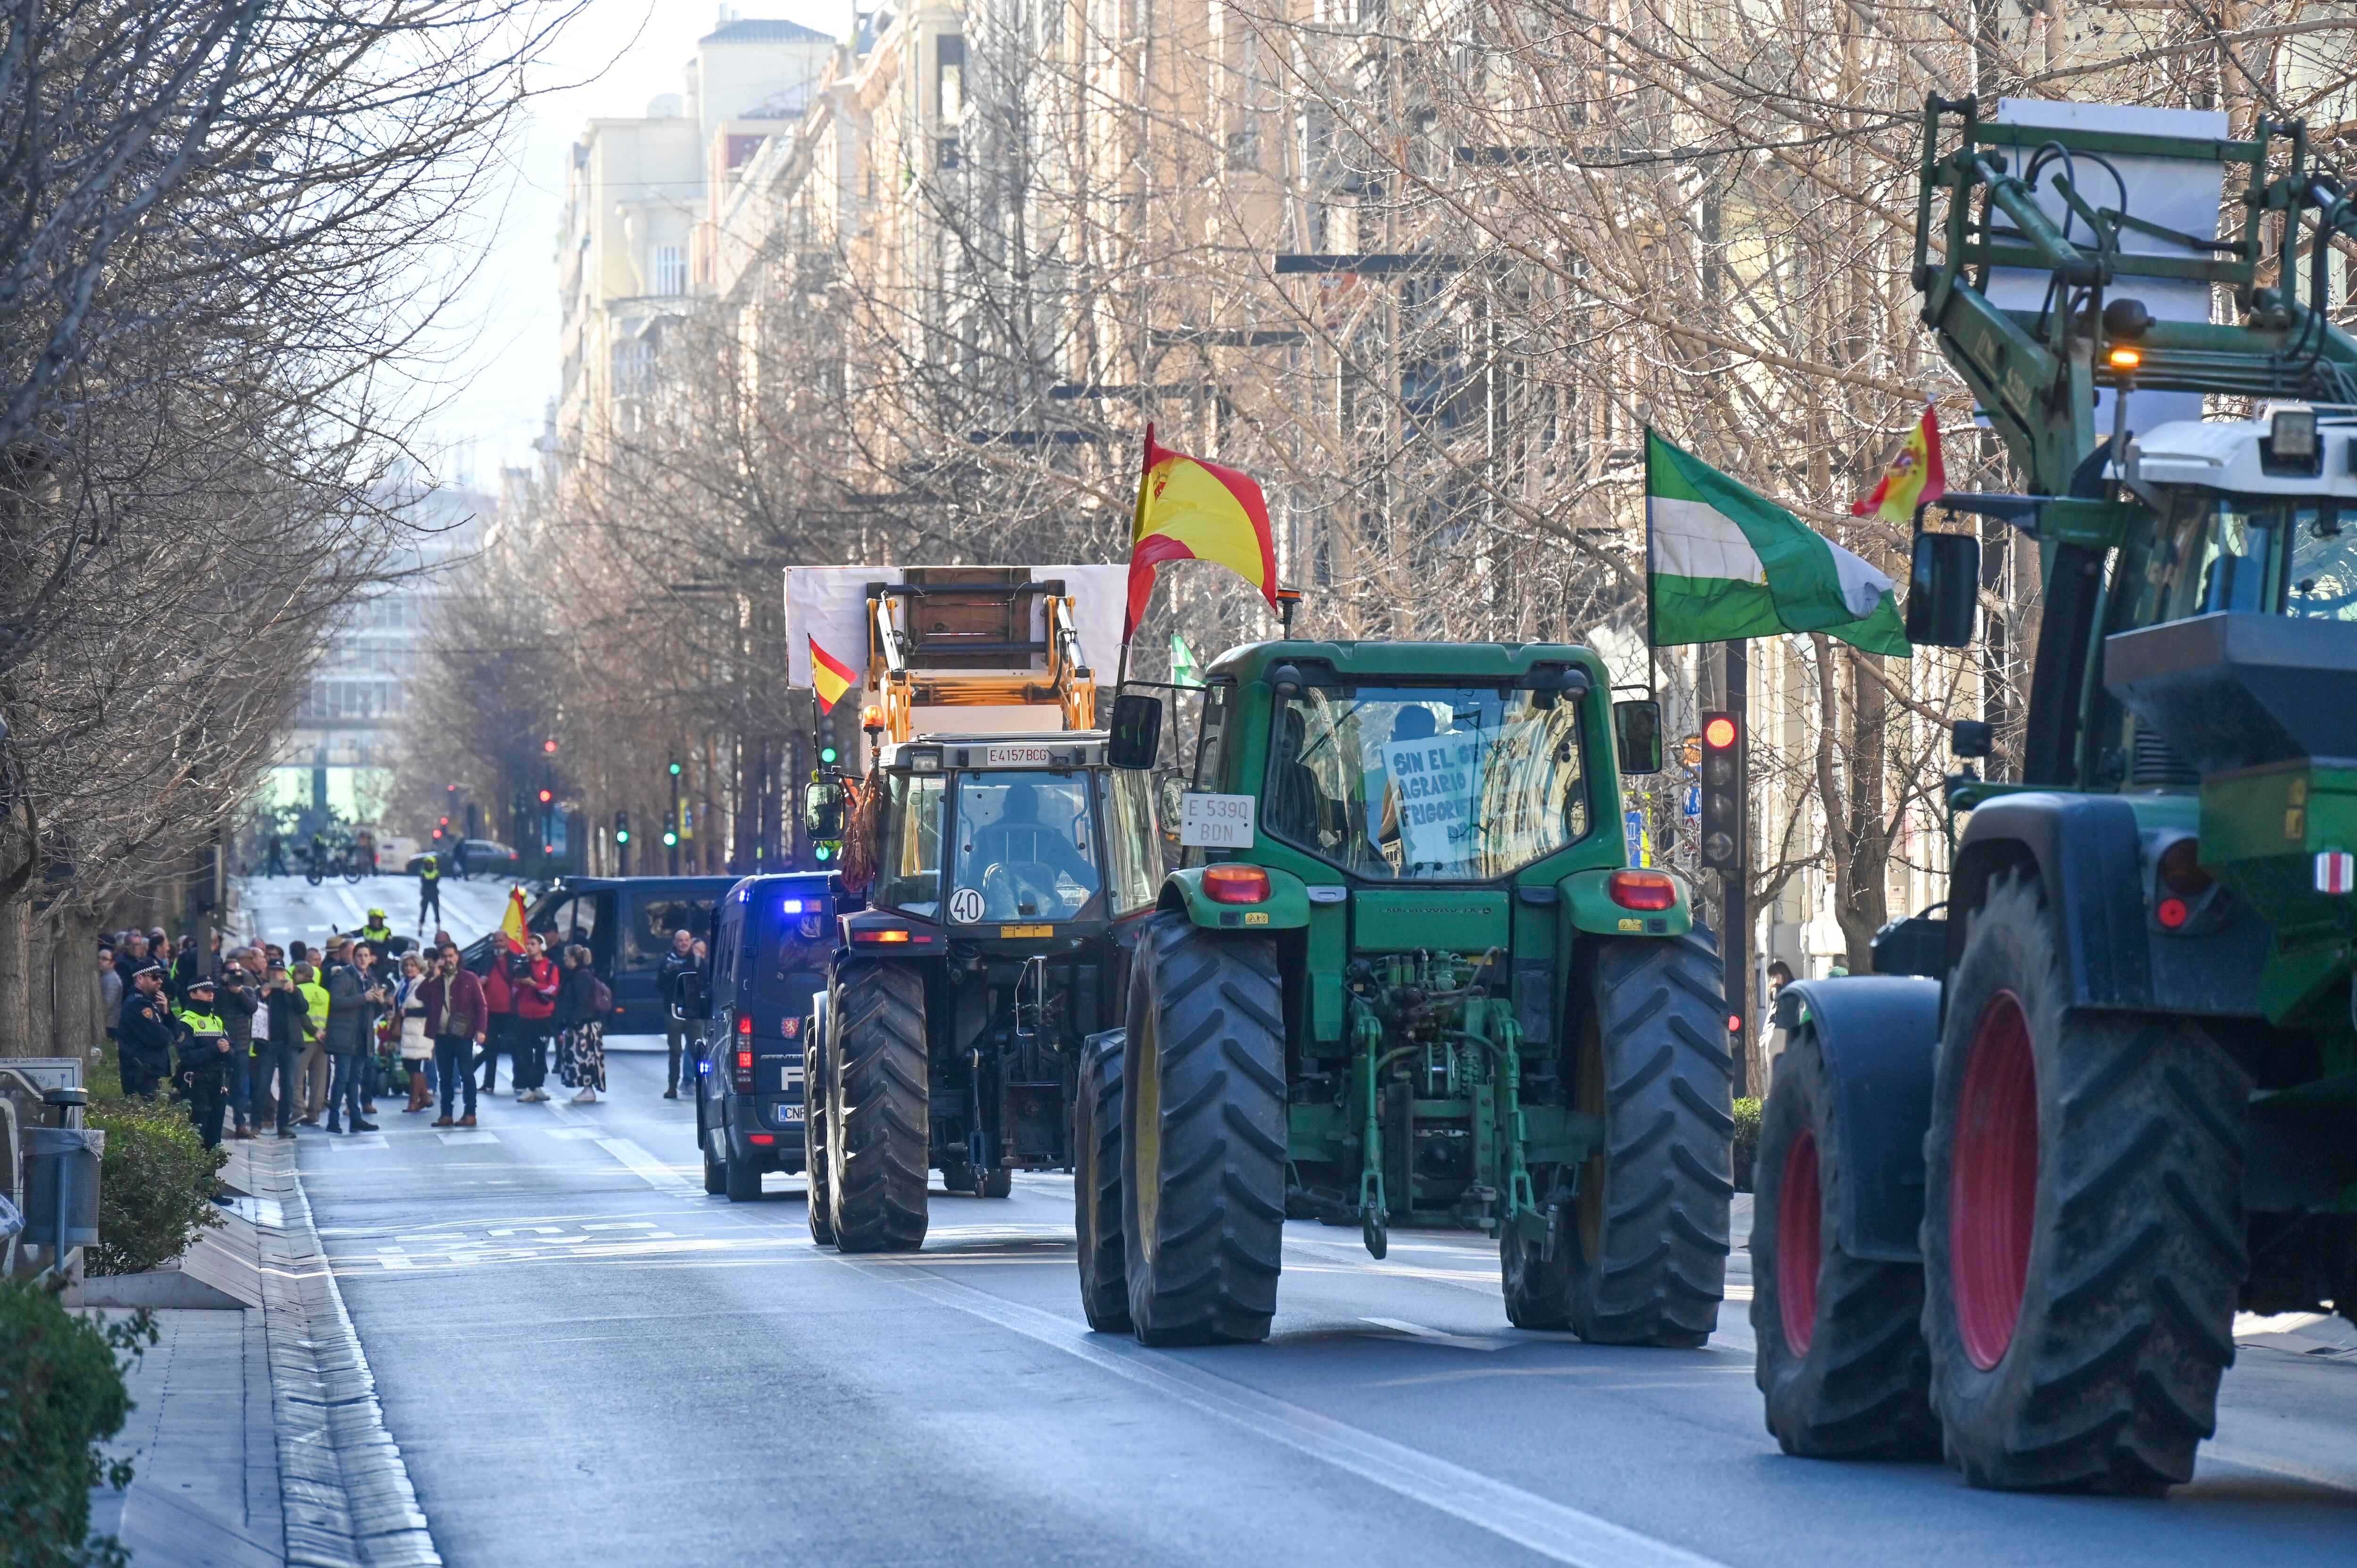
left=1121, top=913, right=1286, bottom=1346
left=1553, top=933, right=1734, bottom=1347
left=1749, top=1021, right=1937, bottom=1458
left=825, top=961, right=931, bottom=1253
left=1920, top=870, right=2248, bottom=1491
left=1074, top=1033, right=1130, bottom=1331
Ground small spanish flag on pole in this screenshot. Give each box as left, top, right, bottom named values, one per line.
left=809, top=635, right=857, bottom=714
left=1125, top=423, right=1278, bottom=642
left=1852, top=402, right=1947, bottom=524
left=499, top=886, right=529, bottom=955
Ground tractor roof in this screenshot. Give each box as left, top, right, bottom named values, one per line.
left=1202, top=640, right=1607, bottom=682
left=2116, top=407, right=2357, bottom=498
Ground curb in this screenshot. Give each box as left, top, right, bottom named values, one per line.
left=247, top=1140, right=441, bottom=1568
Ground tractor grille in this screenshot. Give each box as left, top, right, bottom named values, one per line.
left=2130, top=722, right=2200, bottom=787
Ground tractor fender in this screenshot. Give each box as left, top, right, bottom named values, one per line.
left=1777, top=976, right=1941, bottom=1263
left=1157, top=864, right=1312, bottom=931
left=1947, top=792, right=2151, bottom=1008
left=1555, top=866, right=1695, bottom=937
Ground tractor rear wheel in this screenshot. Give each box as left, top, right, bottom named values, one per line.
left=1074, top=1034, right=1130, bottom=1331
left=804, top=1032, right=835, bottom=1247
left=1121, top=913, right=1286, bottom=1346
left=825, top=961, right=931, bottom=1253
left=1750, top=1022, right=1937, bottom=1458
left=1921, top=870, right=2248, bottom=1491
left=1558, top=933, right=1733, bottom=1347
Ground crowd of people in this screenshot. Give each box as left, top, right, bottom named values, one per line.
left=102, top=914, right=615, bottom=1150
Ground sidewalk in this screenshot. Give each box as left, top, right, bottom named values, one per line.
left=75, top=1137, right=438, bottom=1568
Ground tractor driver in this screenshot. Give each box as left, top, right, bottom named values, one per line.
left=966, top=778, right=1099, bottom=920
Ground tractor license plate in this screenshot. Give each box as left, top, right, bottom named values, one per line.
left=1000, top=924, right=1054, bottom=938
left=986, top=744, right=1054, bottom=766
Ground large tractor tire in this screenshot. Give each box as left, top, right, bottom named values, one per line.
left=1921, top=870, right=2248, bottom=1491
left=1121, top=913, right=1286, bottom=1346
left=825, top=961, right=931, bottom=1254
left=1545, top=933, right=1733, bottom=1346
left=1750, top=1022, right=1938, bottom=1458
left=804, top=1029, right=835, bottom=1247
left=1074, top=1034, right=1130, bottom=1331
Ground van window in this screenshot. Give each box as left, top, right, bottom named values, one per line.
left=757, top=894, right=832, bottom=1010
left=631, top=897, right=717, bottom=968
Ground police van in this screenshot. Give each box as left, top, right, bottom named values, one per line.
left=687, top=873, right=834, bottom=1200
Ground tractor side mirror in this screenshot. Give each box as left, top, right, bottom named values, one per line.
left=1159, top=775, right=1188, bottom=836
left=672, top=971, right=708, bottom=1022
left=1613, top=699, right=1663, bottom=774
left=1905, top=533, right=1980, bottom=648
left=1108, top=691, right=1163, bottom=770
left=803, top=782, right=845, bottom=838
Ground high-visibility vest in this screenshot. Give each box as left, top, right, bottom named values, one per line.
left=174, top=1005, right=226, bottom=1038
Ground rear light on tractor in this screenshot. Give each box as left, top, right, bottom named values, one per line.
left=733, top=1047, right=754, bottom=1093
left=853, top=928, right=912, bottom=943
left=1608, top=869, right=1677, bottom=911
left=1203, top=865, right=1271, bottom=904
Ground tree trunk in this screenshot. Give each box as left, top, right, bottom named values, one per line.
left=25, top=909, right=55, bottom=1059
left=49, top=907, right=99, bottom=1064
left=1835, top=649, right=1891, bottom=970
left=0, top=897, right=32, bottom=1056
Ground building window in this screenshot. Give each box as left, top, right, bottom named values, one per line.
left=654, top=244, right=687, bottom=297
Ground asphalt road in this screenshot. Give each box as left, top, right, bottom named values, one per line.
left=233, top=877, right=2357, bottom=1568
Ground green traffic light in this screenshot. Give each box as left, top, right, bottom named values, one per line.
left=662, top=829, right=678, bottom=846
left=668, top=761, right=681, bottom=776
left=615, top=829, right=629, bottom=844
left=818, top=746, right=839, bottom=765
left=814, top=843, right=832, bottom=862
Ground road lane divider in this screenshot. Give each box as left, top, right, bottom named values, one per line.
left=867, top=1264, right=1735, bottom=1568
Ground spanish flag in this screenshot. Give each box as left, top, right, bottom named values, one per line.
left=499, top=886, right=528, bottom=955
left=1852, top=403, right=1947, bottom=524
left=1126, top=423, right=1277, bottom=640
left=809, top=635, right=857, bottom=713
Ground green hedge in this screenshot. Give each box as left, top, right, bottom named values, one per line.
left=82, top=1101, right=223, bottom=1277
left=0, top=1279, right=150, bottom=1568
left=1732, top=1097, right=1761, bottom=1193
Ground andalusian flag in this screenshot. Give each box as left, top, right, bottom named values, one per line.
left=1126, top=424, right=1277, bottom=640
left=1853, top=403, right=1947, bottom=524
left=809, top=635, right=857, bottom=713
left=499, top=886, right=529, bottom=955
left=1646, top=430, right=1910, bottom=657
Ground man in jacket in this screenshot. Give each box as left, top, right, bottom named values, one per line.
left=257, top=961, right=310, bottom=1138
left=358, top=909, right=395, bottom=950
left=173, top=976, right=234, bottom=1150
left=508, top=935, right=560, bottom=1103
left=214, top=950, right=263, bottom=1139
left=323, top=943, right=388, bottom=1133
left=417, top=853, right=443, bottom=931
left=117, top=966, right=177, bottom=1099
left=656, top=928, right=699, bottom=1100
left=294, top=961, right=331, bottom=1125
left=478, top=944, right=513, bottom=1093
left=423, top=942, right=486, bottom=1126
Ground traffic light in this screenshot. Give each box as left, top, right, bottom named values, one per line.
left=543, top=738, right=558, bottom=754
left=668, top=757, right=682, bottom=777
left=613, top=810, right=630, bottom=845
left=662, top=827, right=679, bottom=847
left=1698, top=711, right=1743, bottom=873
left=537, top=788, right=553, bottom=805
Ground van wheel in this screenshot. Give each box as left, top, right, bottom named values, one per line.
left=701, top=1130, right=726, bottom=1196
left=725, top=1145, right=764, bottom=1202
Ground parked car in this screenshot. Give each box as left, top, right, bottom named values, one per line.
left=408, top=838, right=519, bottom=878
left=682, top=873, right=834, bottom=1201
left=460, top=875, right=739, bottom=1033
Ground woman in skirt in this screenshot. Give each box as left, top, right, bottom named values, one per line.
left=554, top=944, right=606, bottom=1103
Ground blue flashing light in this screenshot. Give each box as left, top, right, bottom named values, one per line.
left=779, top=898, right=805, bottom=914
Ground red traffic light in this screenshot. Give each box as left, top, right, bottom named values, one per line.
left=1703, top=715, right=1738, bottom=750
left=543, top=738, right=558, bottom=754
left=537, top=788, right=553, bottom=804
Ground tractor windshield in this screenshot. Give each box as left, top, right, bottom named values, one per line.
left=946, top=771, right=1105, bottom=923
left=1265, top=684, right=1588, bottom=880
left=2141, top=492, right=2357, bottom=623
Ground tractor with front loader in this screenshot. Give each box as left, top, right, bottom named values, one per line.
left=787, top=565, right=1163, bottom=1251
left=1080, top=641, right=1735, bottom=1347
left=1749, top=96, right=2357, bottom=1492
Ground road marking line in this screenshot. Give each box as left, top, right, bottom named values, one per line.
left=436, top=1130, right=499, bottom=1146
left=583, top=1222, right=656, bottom=1231
left=1360, top=1316, right=1510, bottom=1351
left=876, top=1266, right=1732, bottom=1568
left=597, top=1137, right=695, bottom=1193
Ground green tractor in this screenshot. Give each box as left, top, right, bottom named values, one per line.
left=1750, top=96, right=2357, bottom=1491
left=1082, top=641, right=1736, bottom=1347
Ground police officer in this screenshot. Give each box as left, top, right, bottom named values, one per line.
left=417, top=853, right=442, bottom=930
left=117, top=965, right=177, bottom=1099
left=173, top=976, right=235, bottom=1149
left=359, top=907, right=394, bottom=949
